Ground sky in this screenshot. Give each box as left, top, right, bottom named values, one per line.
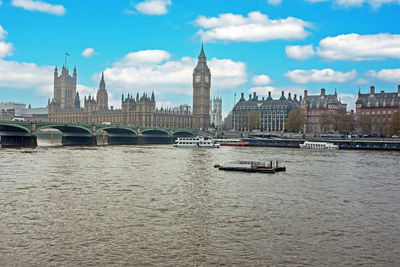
left=1, top=0, right=400, bottom=116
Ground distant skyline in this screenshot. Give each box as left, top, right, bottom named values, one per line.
left=1, top=0, right=400, bottom=116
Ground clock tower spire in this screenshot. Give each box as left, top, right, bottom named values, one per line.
left=192, top=44, right=211, bottom=130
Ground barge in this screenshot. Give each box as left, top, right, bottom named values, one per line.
left=214, top=161, right=286, bottom=173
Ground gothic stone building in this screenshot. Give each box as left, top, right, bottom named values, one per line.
left=210, top=97, right=222, bottom=128
left=48, top=46, right=211, bottom=129
left=232, top=91, right=300, bottom=132
left=300, top=88, right=347, bottom=134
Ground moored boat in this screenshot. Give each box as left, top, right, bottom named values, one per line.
left=214, top=139, right=250, bottom=147
left=214, top=161, right=285, bottom=173
left=299, top=141, right=338, bottom=149
left=173, top=136, right=220, bottom=148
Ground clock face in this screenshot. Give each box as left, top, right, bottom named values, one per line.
left=195, top=75, right=201, bottom=82
left=205, top=76, right=209, bottom=83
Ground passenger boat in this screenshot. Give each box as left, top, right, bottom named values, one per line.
left=299, top=141, right=338, bottom=149
left=214, top=161, right=286, bottom=173
left=173, top=136, right=220, bottom=148
left=214, top=139, right=250, bottom=147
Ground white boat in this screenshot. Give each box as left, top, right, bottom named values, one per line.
left=173, top=136, right=220, bottom=148
left=299, top=141, right=338, bottom=149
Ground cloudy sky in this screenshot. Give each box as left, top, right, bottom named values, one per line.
left=1, top=0, right=400, bottom=114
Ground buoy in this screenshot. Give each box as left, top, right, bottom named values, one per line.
left=214, top=164, right=220, bottom=168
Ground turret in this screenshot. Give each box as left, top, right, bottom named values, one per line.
left=99, top=71, right=105, bottom=91
left=73, top=66, right=77, bottom=79
left=74, top=92, right=81, bottom=109
left=54, top=65, right=58, bottom=77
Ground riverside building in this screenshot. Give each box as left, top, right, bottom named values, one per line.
left=300, top=88, right=347, bottom=134
left=47, top=46, right=211, bottom=129
left=231, top=91, right=300, bottom=132
left=355, top=85, right=400, bottom=121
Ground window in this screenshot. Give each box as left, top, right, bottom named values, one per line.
left=383, top=110, right=386, bottom=115
left=377, top=111, right=380, bottom=115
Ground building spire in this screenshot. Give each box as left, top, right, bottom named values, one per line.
left=99, top=70, right=106, bottom=91
left=199, top=42, right=206, bottom=59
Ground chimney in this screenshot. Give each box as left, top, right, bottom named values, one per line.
left=253, top=92, right=256, bottom=98
left=321, top=88, right=325, bottom=96
left=370, top=85, right=375, bottom=94
left=281, top=91, right=284, bottom=97
left=304, top=90, right=308, bottom=98
left=268, top=91, right=271, bottom=97
left=300, top=96, right=302, bottom=101
left=262, top=97, right=265, bottom=101
left=249, top=94, right=252, bottom=100
left=380, top=90, right=384, bottom=94
left=398, top=84, right=400, bottom=93
left=241, top=92, right=244, bottom=99
left=294, top=94, right=297, bottom=101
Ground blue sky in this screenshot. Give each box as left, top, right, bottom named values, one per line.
left=1, top=0, right=400, bottom=115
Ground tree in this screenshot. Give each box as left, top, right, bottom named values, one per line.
left=384, top=107, right=400, bottom=136
left=357, top=114, right=373, bottom=134
left=336, top=114, right=355, bottom=134
left=331, top=110, right=355, bottom=134
left=285, top=109, right=305, bottom=133
left=247, top=110, right=260, bottom=131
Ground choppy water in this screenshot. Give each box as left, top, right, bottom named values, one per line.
left=0, top=144, right=399, bottom=266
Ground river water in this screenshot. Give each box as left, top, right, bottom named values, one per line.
left=0, top=143, right=399, bottom=266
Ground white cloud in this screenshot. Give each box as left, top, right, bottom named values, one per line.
left=0, top=42, right=14, bottom=58
left=11, top=0, right=66, bottom=16
left=367, top=69, right=400, bottom=83
left=335, top=0, right=399, bottom=9
left=0, top=0, right=2, bottom=6
left=194, top=11, right=311, bottom=42
left=114, top=49, right=171, bottom=67
left=0, top=26, right=14, bottom=58
left=338, top=93, right=357, bottom=111
left=285, top=44, right=315, bottom=60
left=316, top=33, right=400, bottom=61
left=285, top=68, right=356, bottom=84
left=135, top=0, right=171, bottom=15
left=97, top=49, right=247, bottom=97
left=267, top=0, right=282, bottom=5
left=0, top=25, right=7, bottom=41
left=252, top=74, right=272, bottom=85
left=0, top=59, right=53, bottom=96
left=81, top=48, right=97, bottom=58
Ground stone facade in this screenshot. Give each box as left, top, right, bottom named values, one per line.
left=210, top=97, right=222, bottom=128
left=300, top=88, right=347, bottom=134
left=192, top=45, right=211, bottom=130
left=232, top=91, right=300, bottom=132
left=48, top=46, right=210, bottom=129
left=355, top=85, right=400, bottom=120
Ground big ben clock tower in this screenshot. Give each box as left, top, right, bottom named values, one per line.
left=193, top=44, right=211, bottom=130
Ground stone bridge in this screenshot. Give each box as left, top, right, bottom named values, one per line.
left=0, top=121, right=196, bottom=147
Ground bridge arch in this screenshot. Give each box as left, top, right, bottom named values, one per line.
left=172, top=130, right=195, bottom=138
left=0, top=123, right=31, bottom=135
left=36, top=124, right=93, bottom=135
left=141, top=128, right=170, bottom=136
left=95, top=126, right=137, bottom=136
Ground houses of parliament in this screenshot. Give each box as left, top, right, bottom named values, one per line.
left=48, top=46, right=212, bottom=130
